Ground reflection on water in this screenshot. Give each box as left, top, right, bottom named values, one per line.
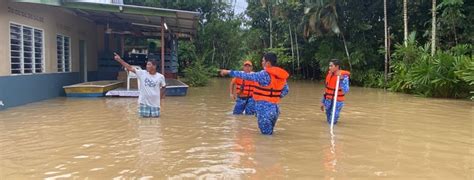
left=0, top=78, right=473, bottom=179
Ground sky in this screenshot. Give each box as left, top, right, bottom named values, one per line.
left=233, top=0, right=248, bottom=15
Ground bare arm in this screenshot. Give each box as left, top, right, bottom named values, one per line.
left=160, top=87, right=166, bottom=99
left=159, top=76, right=166, bottom=107
left=229, top=78, right=236, bottom=100
left=113, top=52, right=136, bottom=73
left=160, top=87, right=166, bottom=108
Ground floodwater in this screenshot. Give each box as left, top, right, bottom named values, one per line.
left=0, top=78, right=473, bottom=179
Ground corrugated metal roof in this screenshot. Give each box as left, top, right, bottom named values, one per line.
left=13, top=0, right=200, bottom=37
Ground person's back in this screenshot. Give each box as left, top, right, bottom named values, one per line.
left=221, top=52, right=290, bottom=135
left=252, top=66, right=289, bottom=104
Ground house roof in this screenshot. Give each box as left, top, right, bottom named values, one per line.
left=13, top=0, right=200, bottom=37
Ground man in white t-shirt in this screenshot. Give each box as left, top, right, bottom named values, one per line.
left=114, top=53, right=166, bottom=117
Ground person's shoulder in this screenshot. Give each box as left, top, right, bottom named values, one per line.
left=159, top=73, right=166, bottom=86
left=157, top=73, right=166, bottom=80
left=259, top=70, right=270, bottom=76
left=135, top=70, right=146, bottom=76
left=252, top=70, right=266, bottom=75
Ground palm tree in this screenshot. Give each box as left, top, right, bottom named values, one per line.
left=403, top=0, right=408, bottom=47
left=431, top=0, right=437, bottom=56
left=384, top=0, right=388, bottom=87
left=302, top=0, right=352, bottom=71
left=265, top=0, right=302, bottom=74
left=275, top=2, right=297, bottom=73
left=302, top=0, right=339, bottom=38
left=260, top=0, right=274, bottom=48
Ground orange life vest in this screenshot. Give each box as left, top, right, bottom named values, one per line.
left=324, top=70, right=350, bottom=102
left=234, top=78, right=257, bottom=98
left=253, top=67, right=289, bottom=104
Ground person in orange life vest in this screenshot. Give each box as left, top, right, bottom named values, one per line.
left=229, top=60, right=258, bottom=115
left=221, top=53, right=289, bottom=135
left=320, top=59, right=350, bottom=125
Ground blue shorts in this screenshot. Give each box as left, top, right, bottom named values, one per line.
left=138, top=103, right=160, bottom=117
left=233, top=97, right=256, bottom=115
left=323, top=99, right=344, bottom=124
left=255, top=101, right=280, bottom=135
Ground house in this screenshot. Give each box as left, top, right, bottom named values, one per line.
left=0, top=0, right=199, bottom=110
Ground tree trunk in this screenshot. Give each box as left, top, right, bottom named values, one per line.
left=268, top=5, right=273, bottom=49
left=403, top=0, right=408, bottom=47
left=223, top=54, right=228, bottom=69
left=289, top=23, right=295, bottom=74
left=341, top=32, right=352, bottom=72
left=431, top=0, right=436, bottom=56
left=452, top=21, right=458, bottom=45
left=384, top=0, right=388, bottom=88
left=294, top=29, right=300, bottom=75
left=388, top=27, right=392, bottom=76
left=211, top=41, right=216, bottom=65
left=305, top=67, right=310, bottom=79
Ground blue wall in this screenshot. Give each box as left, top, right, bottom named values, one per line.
left=0, top=71, right=98, bottom=110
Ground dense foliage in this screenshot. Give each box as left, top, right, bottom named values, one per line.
left=124, top=0, right=473, bottom=98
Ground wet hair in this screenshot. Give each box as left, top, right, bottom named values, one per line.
left=263, top=52, right=277, bottom=66
left=330, top=59, right=342, bottom=67
left=147, top=60, right=158, bottom=67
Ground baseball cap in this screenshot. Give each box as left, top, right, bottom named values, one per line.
left=243, top=60, right=252, bottom=66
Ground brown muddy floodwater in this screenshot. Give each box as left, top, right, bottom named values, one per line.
left=0, top=78, right=473, bottom=179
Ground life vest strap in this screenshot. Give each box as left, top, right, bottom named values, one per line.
left=254, top=86, right=283, bottom=92
left=236, top=84, right=256, bottom=89
left=325, top=86, right=343, bottom=91
left=324, top=93, right=345, bottom=97
left=253, top=92, right=281, bottom=98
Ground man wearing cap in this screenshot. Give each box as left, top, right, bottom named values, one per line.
left=229, top=61, right=257, bottom=115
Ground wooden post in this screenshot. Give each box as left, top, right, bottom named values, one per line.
left=431, top=0, right=436, bottom=56
left=120, top=35, right=125, bottom=57
left=403, top=0, right=408, bottom=47
left=384, top=0, right=388, bottom=89
left=161, top=17, right=165, bottom=75
left=108, top=33, right=113, bottom=52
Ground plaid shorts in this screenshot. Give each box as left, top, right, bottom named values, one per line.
left=138, top=103, right=160, bottom=117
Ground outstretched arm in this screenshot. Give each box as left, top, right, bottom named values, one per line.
left=220, top=70, right=270, bottom=86
left=113, top=52, right=136, bottom=73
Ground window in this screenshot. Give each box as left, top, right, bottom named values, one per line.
left=57, top=34, right=71, bottom=72
left=10, top=23, right=44, bottom=74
